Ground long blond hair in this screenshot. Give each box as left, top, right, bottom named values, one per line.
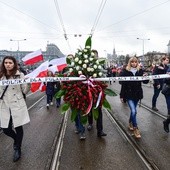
left=126, top=57, right=140, bottom=71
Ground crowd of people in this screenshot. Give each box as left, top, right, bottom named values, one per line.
left=0, top=54, right=170, bottom=163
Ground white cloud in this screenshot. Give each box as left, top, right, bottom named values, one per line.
left=0, top=0, right=170, bottom=57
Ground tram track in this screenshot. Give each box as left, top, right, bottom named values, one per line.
left=47, top=111, right=69, bottom=170
left=107, top=88, right=167, bottom=170
left=47, top=106, right=162, bottom=170
left=0, top=85, right=167, bottom=169
left=104, top=109, right=160, bottom=170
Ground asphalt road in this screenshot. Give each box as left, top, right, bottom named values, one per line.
left=0, top=83, right=170, bottom=170
left=0, top=91, right=63, bottom=170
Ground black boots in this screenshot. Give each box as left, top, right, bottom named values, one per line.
left=163, top=119, right=170, bottom=133
left=13, top=145, right=21, bottom=162
left=97, top=131, right=107, bottom=137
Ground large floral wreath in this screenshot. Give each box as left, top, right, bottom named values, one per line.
left=55, top=37, right=116, bottom=124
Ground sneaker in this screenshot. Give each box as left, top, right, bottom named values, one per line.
left=80, top=133, right=86, bottom=140
left=152, top=107, right=158, bottom=111
left=129, top=122, right=134, bottom=131
left=87, top=124, right=93, bottom=131
left=75, top=128, right=80, bottom=134
left=133, top=127, right=141, bottom=138
left=50, top=102, right=53, bottom=106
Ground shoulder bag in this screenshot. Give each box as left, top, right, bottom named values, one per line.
left=161, top=84, right=170, bottom=95
left=0, top=85, right=9, bottom=99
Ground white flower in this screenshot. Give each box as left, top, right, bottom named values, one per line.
left=74, top=57, right=79, bottom=62
left=76, top=66, right=80, bottom=70
left=84, top=49, right=88, bottom=52
left=87, top=67, right=91, bottom=72
left=78, top=60, right=82, bottom=64
left=93, top=65, right=97, bottom=69
left=98, top=65, right=102, bottom=69
left=91, top=52, right=95, bottom=56
left=98, top=72, right=103, bottom=76
left=89, top=57, right=93, bottom=61
left=67, top=55, right=73, bottom=59
left=90, top=68, right=94, bottom=72
left=86, top=46, right=90, bottom=49
left=71, top=62, right=75, bottom=66
left=78, top=52, right=82, bottom=55
left=69, top=68, right=73, bottom=72
left=96, top=60, right=99, bottom=65
left=78, top=71, right=82, bottom=75
left=84, top=55, right=88, bottom=59
left=84, top=59, right=89, bottom=63
left=83, top=64, right=87, bottom=68
left=93, top=73, right=97, bottom=78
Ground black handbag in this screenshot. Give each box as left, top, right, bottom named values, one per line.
left=161, top=84, right=170, bottom=95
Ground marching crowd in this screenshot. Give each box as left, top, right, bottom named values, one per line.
left=0, top=54, right=170, bottom=162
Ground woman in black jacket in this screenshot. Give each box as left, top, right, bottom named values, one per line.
left=120, top=57, right=148, bottom=138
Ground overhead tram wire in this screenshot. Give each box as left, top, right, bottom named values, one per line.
left=90, top=0, right=108, bottom=37
left=0, top=0, right=61, bottom=33
left=97, top=0, right=170, bottom=32
left=53, top=0, right=72, bottom=52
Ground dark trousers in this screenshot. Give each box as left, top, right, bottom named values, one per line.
left=88, top=108, right=103, bottom=133
left=56, top=98, right=61, bottom=106
left=152, top=86, right=162, bottom=107
left=165, top=95, right=170, bottom=117
left=2, top=116, right=23, bottom=148
left=47, top=94, right=53, bottom=104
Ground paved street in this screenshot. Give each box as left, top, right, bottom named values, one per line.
left=0, top=83, right=170, bottom=170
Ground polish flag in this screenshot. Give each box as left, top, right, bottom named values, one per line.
left=26, top=57, right=67, bottom=92
left=48, top=57, right=67, bottom=73
left=26, top=61, right=48, bottom=92
left=22, top=49, right=43, bottom=65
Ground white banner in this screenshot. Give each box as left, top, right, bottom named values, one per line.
left=0, top=77, right=86, bottom=86
left=0, top=74, right=170, bottom=86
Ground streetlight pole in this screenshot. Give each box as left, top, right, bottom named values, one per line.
left=10, top=39, right=26, bottom=62
left=137, top=38, right=150, bottom=65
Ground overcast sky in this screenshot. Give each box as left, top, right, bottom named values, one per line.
left=0, top=0, right=170, bottom=57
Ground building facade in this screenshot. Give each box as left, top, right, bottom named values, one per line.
left=0, top=43, right=65, bottom=64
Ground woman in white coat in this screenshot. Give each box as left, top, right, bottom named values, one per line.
left=0, top=56, right=30, bottom=162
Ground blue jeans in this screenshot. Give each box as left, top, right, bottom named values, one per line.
left=152, top=86, right=162, bottom=107
left=75, top=112, right=85, bottom=134
left=127, top=99, right=139, bottom=127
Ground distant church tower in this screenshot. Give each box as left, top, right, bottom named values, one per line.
left=167, top=40, right=170, bottom=54
left=112, top=46, right=117, bottom=61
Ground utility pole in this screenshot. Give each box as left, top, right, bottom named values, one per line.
left=137, top=38, right=150, bottom=66
left=10, top=39, right=26, bottom=62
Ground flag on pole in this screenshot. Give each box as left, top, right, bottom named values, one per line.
left=26, top=57, right=67, bottom=92
left=22, top=49, right=43, bottom=65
